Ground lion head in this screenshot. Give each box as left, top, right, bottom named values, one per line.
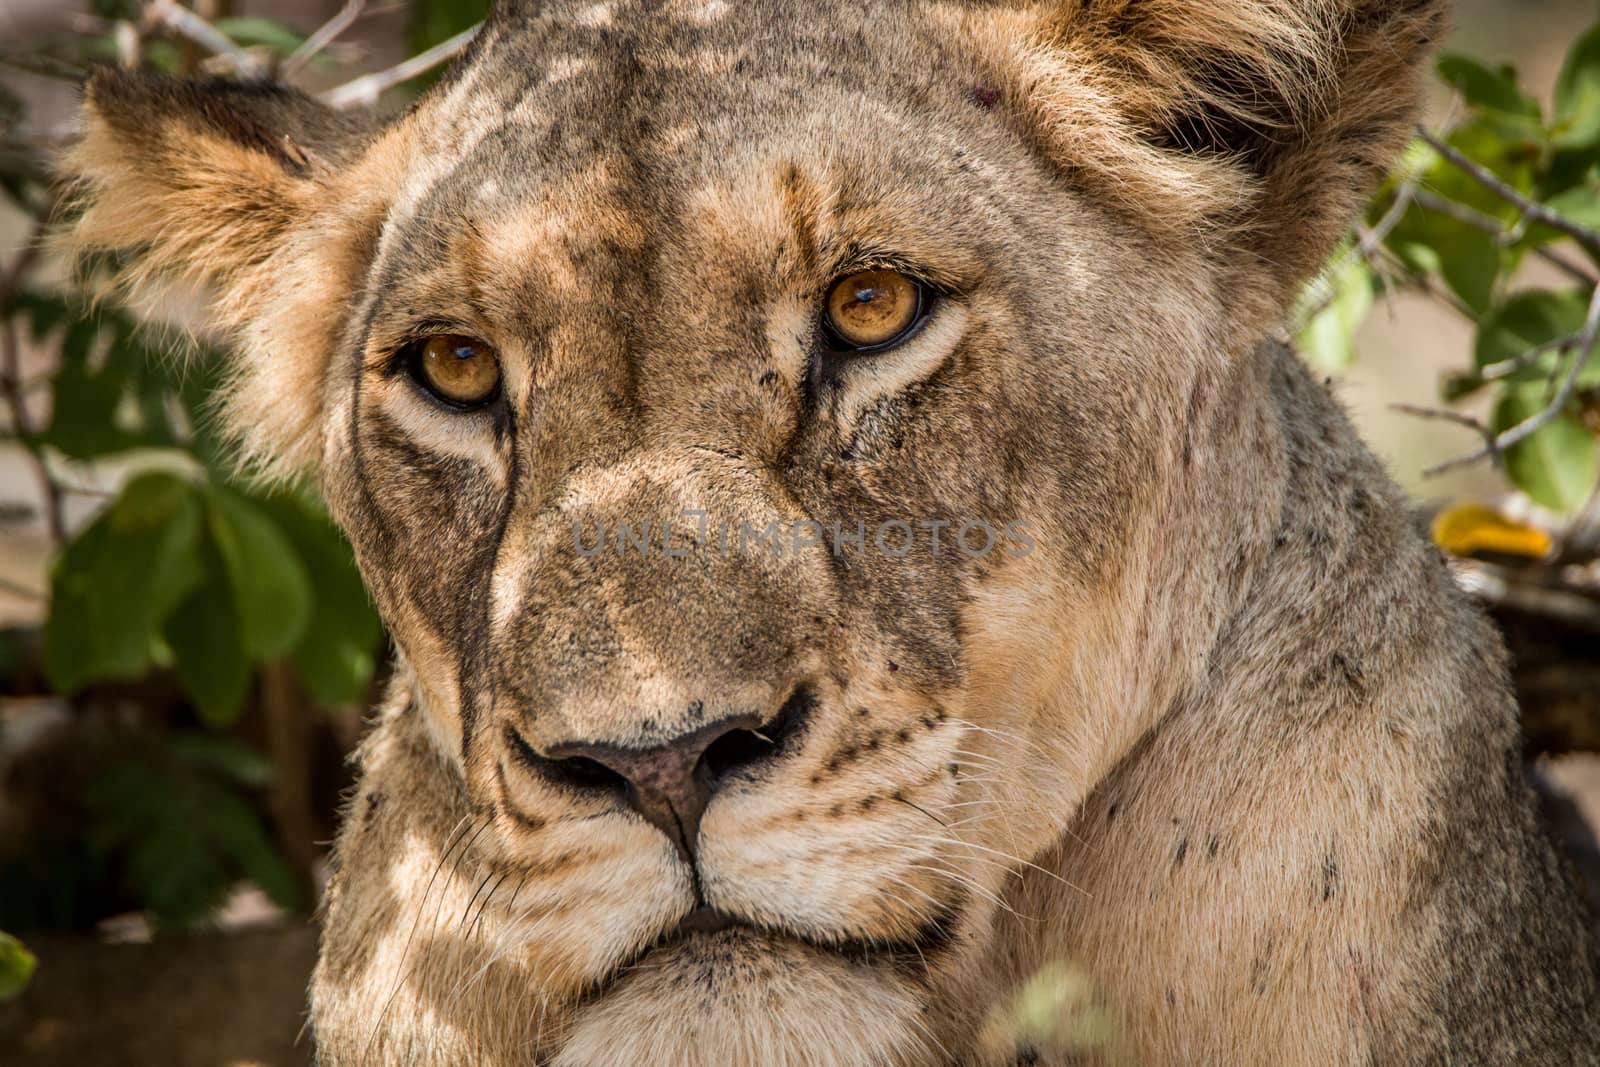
left=63, top=0, right=1443, bottom=1062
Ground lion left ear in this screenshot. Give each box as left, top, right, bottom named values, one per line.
left=61, top=71, right=383, bottom=473
left=962, top=0, right=1446, bottom=335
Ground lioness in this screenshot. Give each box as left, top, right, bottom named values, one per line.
left=64, top=0, right=1600, bottom=1062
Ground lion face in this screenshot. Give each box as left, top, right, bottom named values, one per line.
left=65, top=0, right=1441, bottom=1060
left=319, top=6, right=1168, bottom=1043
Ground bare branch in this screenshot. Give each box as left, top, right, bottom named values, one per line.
left=0, top=50, right=91, bottom=82
left=1418, top=127, right=1600, bottom=263
left=320, top=24, right=481, bottom=110
left=283, top=0, right=367, bottom=79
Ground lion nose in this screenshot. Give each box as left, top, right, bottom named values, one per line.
left=542, top=697, right=806, bottom=861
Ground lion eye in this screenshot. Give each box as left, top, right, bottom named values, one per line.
left=822, top=269, right=929, bottom=351
left=407, top=334, right=502, bottom=408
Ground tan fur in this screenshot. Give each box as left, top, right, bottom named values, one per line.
left=61, top=1, right=1600, bottom=1064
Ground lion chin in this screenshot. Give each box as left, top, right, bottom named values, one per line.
left=553, top=929, right=930, bottom=1067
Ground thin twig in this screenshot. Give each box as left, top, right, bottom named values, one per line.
left=1412, top=188, right=1599, bottom=287
left=1390, top=402, right=1504, bottom=467
left=1418, top=282, right=1600, bottom=477
left=320, top=23, right=480, bottom=110
left=1360, top=167, right=1424, bottom=261
left=1286, top=167, right=1422, bottom=327
left=283, top=0, right=366, bottom=78
left=1418, top=127, right=1600, bottom=263
left=1481, top=332, right=1583, bottom=382
left=1368, top=243, right=1480, bottom=321
left=0, top=574, right=44, bottom=601
left=0, top=216, right=66, bottom=545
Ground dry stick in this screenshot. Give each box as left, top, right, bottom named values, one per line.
left=320, top=24, right=481, bottom=110
left=1555, top=478, right=1600, bottom=563
left=283, top=0, right=367, bottom=79
left=1417, top=127, right=1600, bottom=263
left=114, top=20, right=142, bottom=70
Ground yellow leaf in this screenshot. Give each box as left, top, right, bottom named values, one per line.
left=1431, top=503, right=1552, bottom=560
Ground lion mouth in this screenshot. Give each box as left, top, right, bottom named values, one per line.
left=630, top=899, right=965, bottom=975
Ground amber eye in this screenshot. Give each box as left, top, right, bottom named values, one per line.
left=822, top=269, right=929, bottom=351
left=407, top=334, right=501, bottom=408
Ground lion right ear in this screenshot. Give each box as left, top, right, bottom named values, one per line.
left=954, top=0, right=1446, bottom=344
left=62, top=71, right=383, bottom=473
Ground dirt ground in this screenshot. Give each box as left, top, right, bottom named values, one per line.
left=0, top=926, right=318, bottom=1067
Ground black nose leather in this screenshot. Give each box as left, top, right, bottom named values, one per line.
left=546, top=713, right=768, bottom=862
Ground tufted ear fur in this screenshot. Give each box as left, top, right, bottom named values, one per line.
left=61, top=72, right=382, bottom=473
left=956, top=0, right=1447, bottom=341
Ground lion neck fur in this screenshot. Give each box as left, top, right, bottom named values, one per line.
left=958, top=338, right=1600, bottom=1064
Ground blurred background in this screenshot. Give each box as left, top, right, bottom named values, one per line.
left=0, top=1, right=1597, bottom=1064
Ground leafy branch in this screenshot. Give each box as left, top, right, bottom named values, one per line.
left=0, top=0, right=472, bottom=935
left=1298, top=34, right=1600, bottom=521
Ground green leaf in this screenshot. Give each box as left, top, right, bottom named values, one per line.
left=1437, top=55, right=1541, bottom=119
left=87, top=737, right=300, bottom=928
left=1379, top=121, right=1537, bottom=313
left=1476, top=289, right=1591, bottom=374
left=1296, top=252, right=1375, bottom=371
left=164, top=542, right=252, bottom=727
left=203, top=486, right=313, bottom=661
left=37, top=312, right=186, bottom=459
left=256, top=493, right=381, bottom=705
left=1438, top=230, right=1504, bottom=315
left=1554, top=23, right=1600, bottom=151
left=166, top=734, right=275, bottom=789
left=4, top=290, right=70, bottom=344
left=1493, top=385, right=1600, bottom=512
left=44, top=359, right=131, bottom=458
left=44, top=473, right=204, bottom=693
left=1544, top=176, right=1600, bottom=233
left=0, top=931, right=36, bottom=1000
left=412, top=0, right=489, bottom=49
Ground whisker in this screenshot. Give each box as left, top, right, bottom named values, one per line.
left=361, top=813, right=479, bottom=1065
